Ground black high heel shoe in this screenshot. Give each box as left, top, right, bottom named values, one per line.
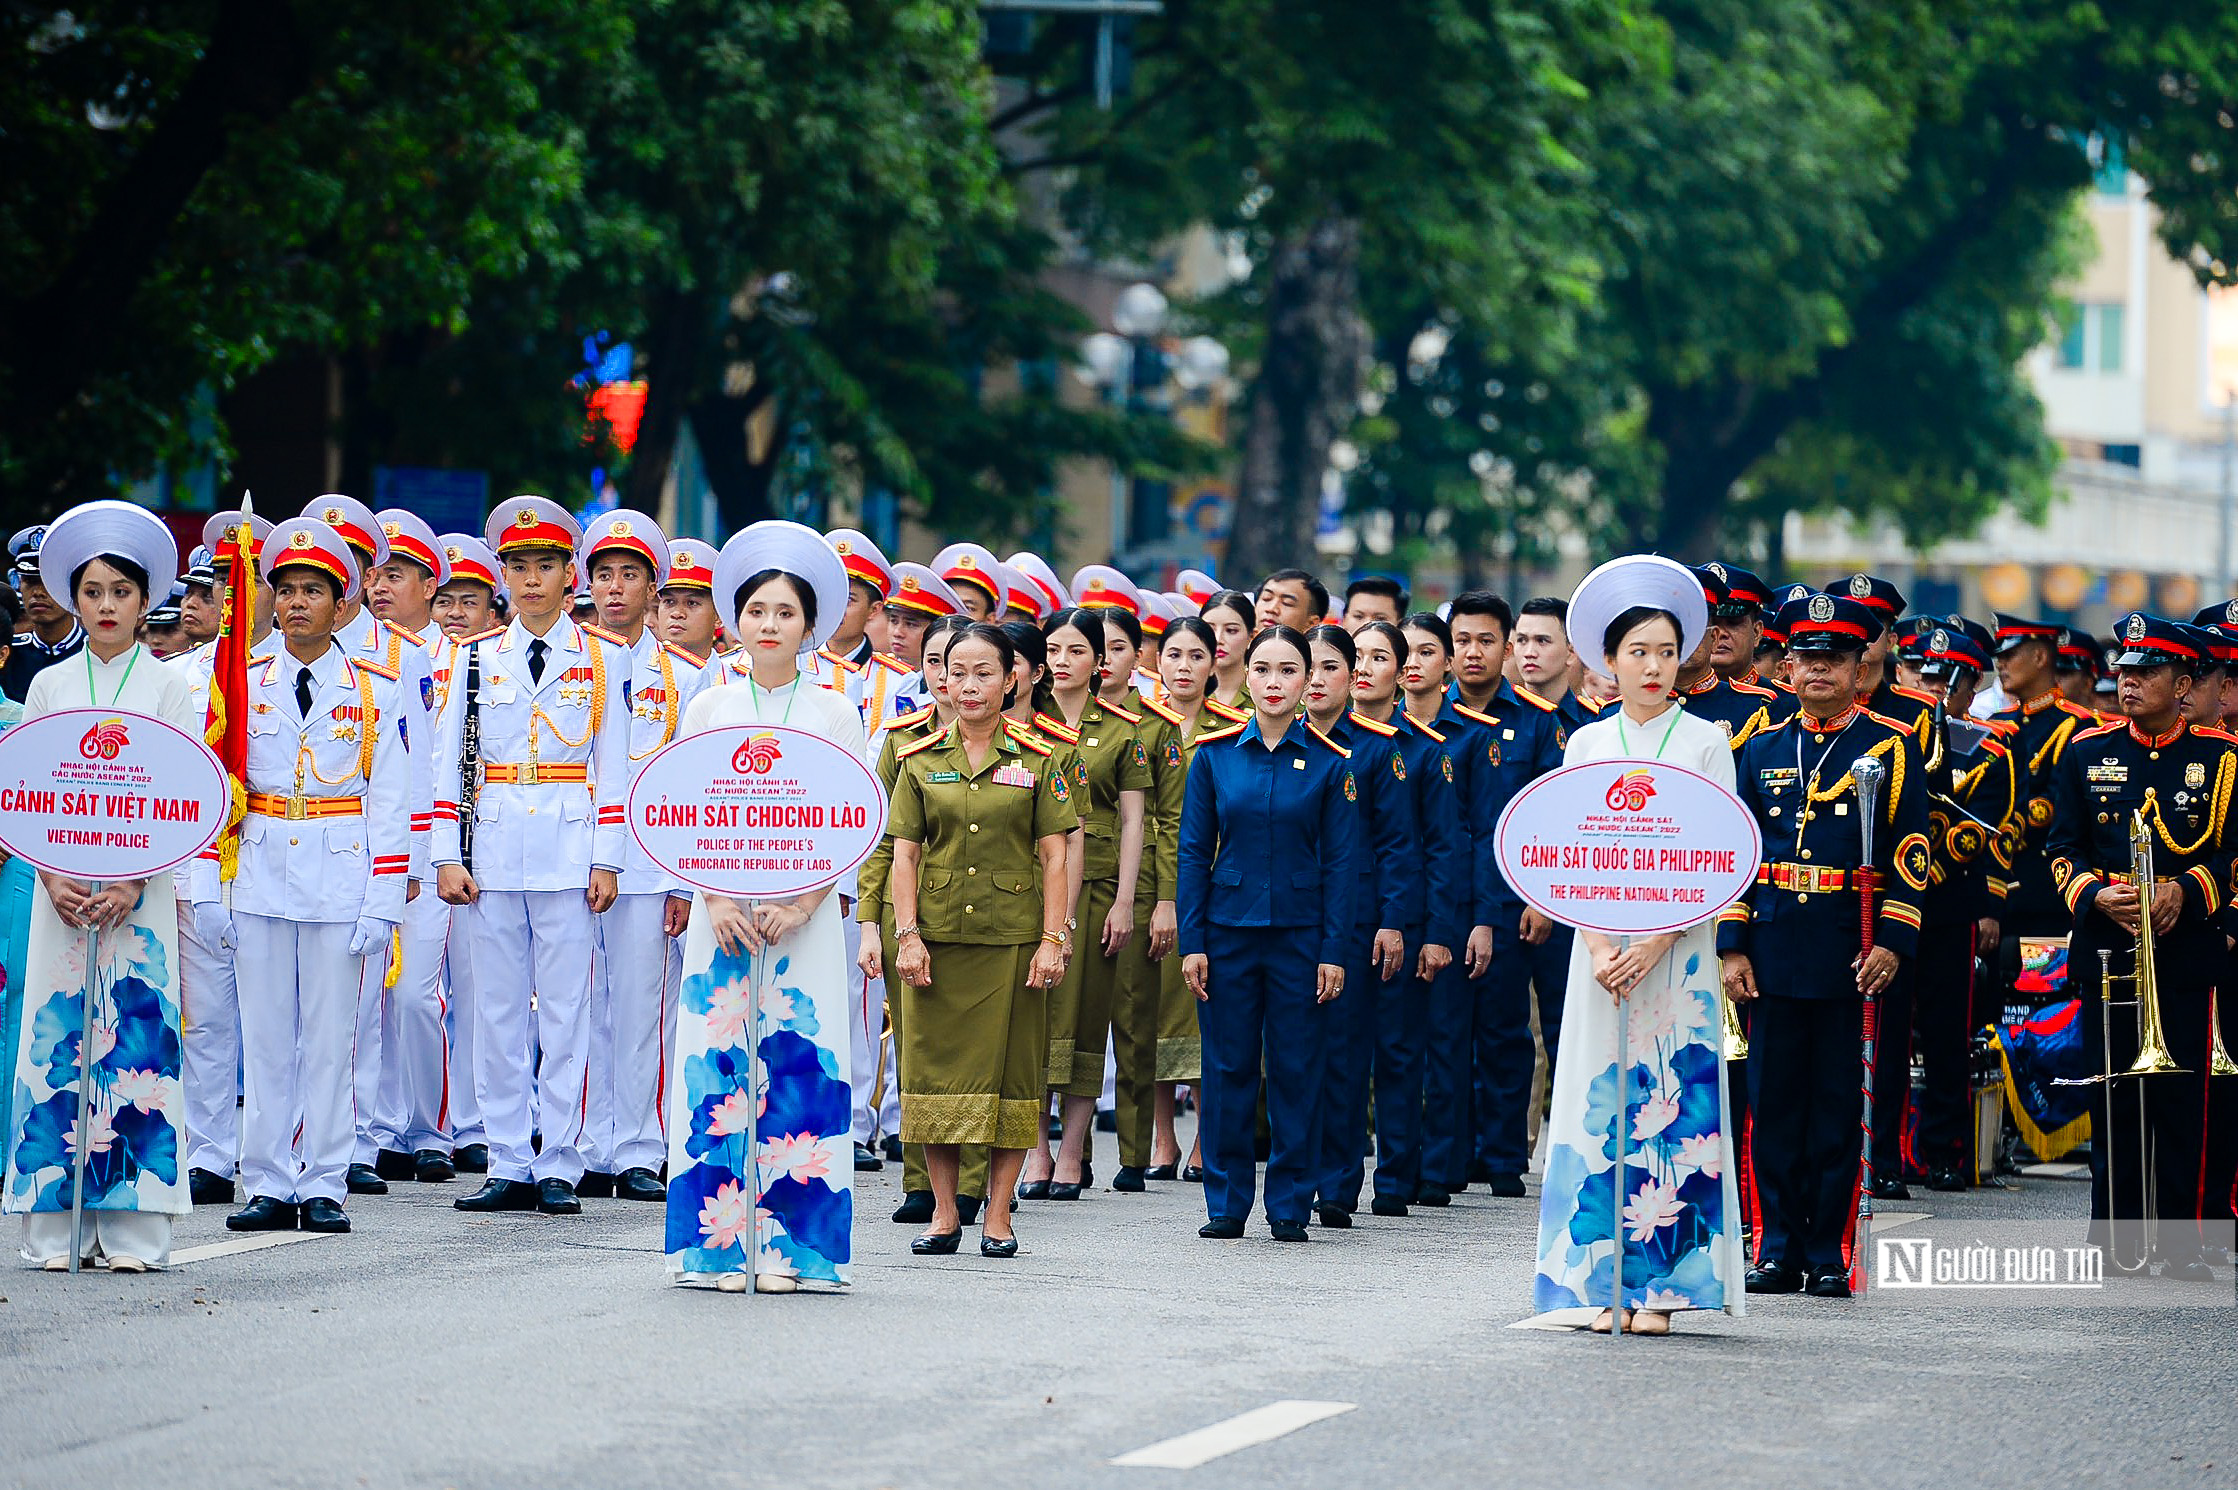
left=1181, top=1164, right=1205, bottom=1183
left=910, top=1230, right=962, bottom=1255
left=1017, top=1180, right=1051, bottom=1201
left=981, top=1233, right=1019, bottom=1259
left=1145, top=1164, right=1179, bottom=1181
left=1048, top=1181, right=1082, bottom=1201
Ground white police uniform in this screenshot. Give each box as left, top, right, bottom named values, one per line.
left=430, top=552, right=631, bottom=1190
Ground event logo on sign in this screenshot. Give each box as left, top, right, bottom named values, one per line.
left=1603, top=768, right=1657, bottom=812
left=731, top=731, right=784, bottom=775
left=79, top=717, right=129, bottom=760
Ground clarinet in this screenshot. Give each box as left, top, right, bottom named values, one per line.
left=460, top=640, right=483, bottom=875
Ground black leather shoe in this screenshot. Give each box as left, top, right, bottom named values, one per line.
left=981, top=1233, right=1019, bottom=1259
left=854, top=1142, right=885, bottom=1172
left=1487, top=1173, right=1527, bottom=1198
left=911, top=1230, right=962, bottom=1255
left=957, top=1195, right=984, bottom=1227
left=1928, top=1167, right=1967, bottom=1192
left=1048, top=1181, right=1082, bottom=1201
left=226, top=1195, right=297, bottom=1231
left=1269, top=1219, right=1310, bottom=1242
left=189, top=1167, right=234, bottom=1206
left=1316, top=1205, right=1353, bottom=1229
left=454, top=1178, right=538, bottom=1212
left=1146, top=1164, right=1179, bottom=1181
left=1745, top=1261, right=1804, bottom=1294
left=881, top=1135, right=901, bottom=1161
left=1467, top=1159, right=1497, bottom=1185
left=413, top=1149, right=456, bottom=1183
left=1869, top=1176, right=1910, bottom=1200
left=1181, top=1164, right=1205, bottom=1183
left=1414, top=1186, right=1451, bottom=1208
left=1095, top=1108, right=1118, bottom=1133
left=451, top=1142, right=490, bottom=1173
left=1370, top=1196, right=1409, bottom=1218
left=892, top=1190, right=935, bottom=1224
left=1198, top=1217, right=1245, bottom=1239
left=372, top=1148, right=416, bottom=1183
left=615, top=1167, right=666, bottom=1201
left=537, top=1178, right=581, bottom=1215
left=1805, top=1267, right=1852, bottom=1298
left=346, top=1162, right=388, bottom=1196
left=299, top=1197, right=351, bottom=1233
left=575, top=1172, right=616, bottom=1199
left=1017, top=1180, right=1052, bottom=1201
left=1112, top=1165, right=1147, bottom=1192
left=2160, top=1257, right=2216, bottom=1283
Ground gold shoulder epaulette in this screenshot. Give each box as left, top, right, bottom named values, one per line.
left=817, top=647, right=863, bottom=674
left=1006, top=721, right=1056, bottom=756
left=873, top=651, right=913, bottom=674
left=2195, top=725, right=2238, bottom=744
left=662, top=642, right=705, bottom=667
left=896, top=727, right=950, bottom=759
left=381, top=619, right=425, bottom=646
left=1732, top=678, right=1777, bottom=698
left=1205, top=697, right=1249, bottom=723
left=888, top=703, right=936, bottom=731
left=1408, top=715, right=1447, bottom=744
left=581, top=622, right=626, bottom=646
left=1893, top=684, right=1939, bottom=706
left=1140, top=695, right=1184, bottom=727
left=1033, top=712, right=1081, bottom=744
left=1347, top=709, right=1398, bottom=737
left=1194, top=721, right=1247, bottom=745
left=1102, top=700, right=1142, bottom=725
left=2058, top=699, right=2101, bottom=720
left=1860, top=708, right=1911, bottom=734
left=349, top=656, right=400, bottom=682
left=1454, top=703, right=1497, bottom=727
left=1307, top=723, right=1351, bottom=759
left=461, top=625, right=505, bottom=645
left=1512, top=684, right=1558, bottom=712
left=2073, top=719, right=2123, bottom=742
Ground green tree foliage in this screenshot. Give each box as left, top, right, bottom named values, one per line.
left=0, top=0, right=625, bottom=516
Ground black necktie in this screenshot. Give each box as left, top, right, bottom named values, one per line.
left=529, top=637, right=549, bottom=684
left=296, top=667, right=315, bottom=718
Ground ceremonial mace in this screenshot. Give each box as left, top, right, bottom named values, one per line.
left=1849, top=755, right=1886, bottom=1297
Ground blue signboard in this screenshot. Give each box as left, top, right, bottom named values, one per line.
left=373, top=466, right=489, bottom=537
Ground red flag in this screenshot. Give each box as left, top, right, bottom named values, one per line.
left=205, top=497, right=255, bottom=881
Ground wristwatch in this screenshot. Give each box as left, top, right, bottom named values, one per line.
left=895, top=924, right=922, bottom=940
left=1043, top=928, right=1070, bottom=947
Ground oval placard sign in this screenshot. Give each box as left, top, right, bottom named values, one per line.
left=0, top=708, right=229, bottom=880
left=1493, top=758, right=1763, bottom=937
left=629, top=724, right=888, bottom=899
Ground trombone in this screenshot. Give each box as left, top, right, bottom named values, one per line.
left=2054, top=810, right=2184, bottom=1273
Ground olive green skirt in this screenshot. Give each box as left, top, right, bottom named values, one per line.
left=1155, top=939, right=1204, bottom=1082
left=899, top=939, right=1045, bottom=1150
left=1047, top=876, right=1120, bottom=1094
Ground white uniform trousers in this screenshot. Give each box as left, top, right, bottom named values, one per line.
left=587, top=893, right=681, bottom=1175
left=842, top=917, right=900, bottom=1144
left=349, top=931, right=391, bottom=1165
left=177, top=893, right=241, bottom=1178
left=372, top=891, right=452, bottom=1155
left=22, top=1212, right=172, bottom=1267
left=467, top=890, right=594, bottom=1185
left=444, top=907, right=483, bottom=1148
left=235, top=914, right=365, bottom=1205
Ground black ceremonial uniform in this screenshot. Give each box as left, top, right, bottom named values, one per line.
left=2048, top=693, right=2237, bottom=1270
left=1993, top=685, right=2101, bottom=938
left=1721, top=640, right=1931, bottom=1289
left=1681, top=673, right=1778, bottom=747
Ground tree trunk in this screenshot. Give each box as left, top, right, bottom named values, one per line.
left=624, top=286, right=714, bottom=514
left=690, top=387, right=780, bottom=533
left=1224, top=215, right=1368, bottom=586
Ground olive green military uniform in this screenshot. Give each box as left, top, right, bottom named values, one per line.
left=1037, top=703, right=1154, bottom=1094
left=887, top=721, right=1077, bottom=1149
left=1110, top=694, right=1185, bottom=1168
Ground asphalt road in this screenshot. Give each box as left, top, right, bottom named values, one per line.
left=3, top=1131, right=2233, bottom=1490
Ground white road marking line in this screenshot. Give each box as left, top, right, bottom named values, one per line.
left=169, top=1233, right=326, bottom=1265
left=1111, top=1400, right=1356, bottom=1469
left=2021, top=1162, right=2087, bottom=1178
left=1871, top=1210, right=1931, bottom=1233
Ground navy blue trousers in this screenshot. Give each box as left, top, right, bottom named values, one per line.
left=1746, top=997, right=1866, bottom=1272
left=1313, top=925, right=1423, bottom=1211
left=1472, top=923, right=1573, bottom=1175
left=1197, top=923, right=1329, bottom=1226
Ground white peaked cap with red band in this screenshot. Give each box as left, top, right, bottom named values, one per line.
left=827, top=528, right=894, bottom=599
left=578, top=508, right=671, bottom=588
left=1070, top=563, right=1142, bottom=615
left=308, top=494, right=388, bottom=566
left=376, top=508, right=450, bottom=585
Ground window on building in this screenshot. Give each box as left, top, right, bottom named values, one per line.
left=2057, top=303, right=2086, bottom=368
left=2096, top=304, right=2124, bottom=371
left=2101, top=443, right=2141, bottom=468
left=2051, top=301, right=2124, bottom=373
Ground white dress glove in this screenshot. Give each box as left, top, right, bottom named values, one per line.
left=348, top=914, right=398, bottom=958
left=192, top=899, right=236, bottom=953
